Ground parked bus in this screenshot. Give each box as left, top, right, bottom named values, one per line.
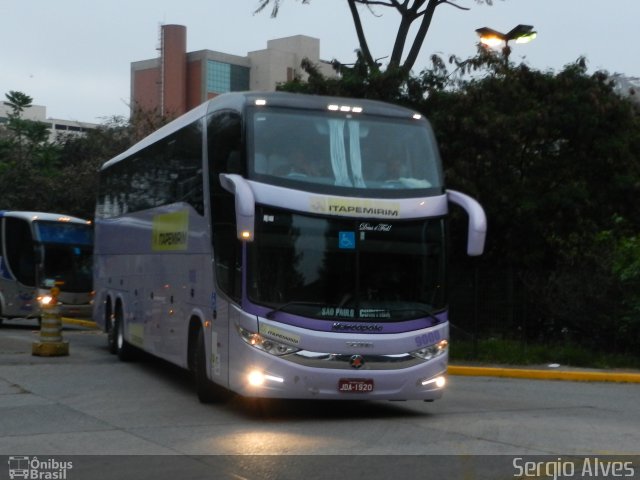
left=0, top=211, right=93, bottom=325
left=93, top=92, right=486, bottom=402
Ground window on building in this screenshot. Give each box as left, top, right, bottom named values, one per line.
left=206, top=60, right=249, bottom=95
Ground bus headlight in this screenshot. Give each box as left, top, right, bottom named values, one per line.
left=410, top=339, right=448, bottom=361
left=237, top=326, right=300, bottom=356
left=247, top=370, right=284, bottom=387
left=38, top=295, right=54, bottom=306
left=248, top=370, right=266, bottom=386
left=421, top=375, right=446, bottom=388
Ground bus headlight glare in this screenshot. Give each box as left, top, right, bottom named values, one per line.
left=237, top=326, right=300, bottom=356
left=39, top=295, right=54, bottom=306
left=421, top=375, right=446, bottom=388
left=411, top=339, right=448, bottom=361
left=247, top=370, right=284, bottom=387
left=248, top=370, right=265, bottom=386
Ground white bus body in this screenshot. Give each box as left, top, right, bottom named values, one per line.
left=94, top=92, right=486, bottom=402
left=0, top=211, right=93, bottom=324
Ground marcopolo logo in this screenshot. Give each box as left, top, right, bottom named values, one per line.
left=8, top=456, right=73, bottom=479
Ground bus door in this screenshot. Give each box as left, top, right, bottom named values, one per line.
left=210, top=289, right=231, bottom=387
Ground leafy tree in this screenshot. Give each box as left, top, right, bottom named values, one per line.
left=0, top=91, right=60, bottom=173
left=420, top=54, right=640, bottom=351
left=4, top=90, right=32, bottom=115
left=425, top=57, right=640, bottom=267
left=0, top=92, right=168, bottom=219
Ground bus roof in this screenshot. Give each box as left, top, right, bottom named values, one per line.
left=101, top=91, right=423, bottom=171
left=0, top=211, right=91, bottom=224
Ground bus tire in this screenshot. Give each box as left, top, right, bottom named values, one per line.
left=193, top=327, right=227, bottom=404
left=115, top=310, right=136, bottom=362
left=107, top=315, right=117, bottom=354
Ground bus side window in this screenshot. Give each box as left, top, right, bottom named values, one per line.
left=4, top=217, right=36, bottom=287
left=208, top=110, right=243, bottom=303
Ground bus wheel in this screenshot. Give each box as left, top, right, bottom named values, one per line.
left=115, top=311, right=136, bottom=362
left=193, top=327, right=228, bottom=404
left=107, top=315, right=117, bottom=354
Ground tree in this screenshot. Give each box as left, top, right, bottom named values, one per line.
left=0, top=91, right=57, bottom=171
left=421, top=54, right=640, bottom=352
left=255, top=0, right=496, bottom=74
left=0, top=91, right=168, bottom=219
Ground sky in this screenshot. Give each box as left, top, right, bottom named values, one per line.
left=2, top=0, right=639, bottom=123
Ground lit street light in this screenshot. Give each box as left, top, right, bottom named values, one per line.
left=475, top=24, right=537, bottom=60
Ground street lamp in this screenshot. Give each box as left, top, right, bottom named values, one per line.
left=475, top=24, right=537, bottom=60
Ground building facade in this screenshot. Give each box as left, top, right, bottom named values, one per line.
left=0, top=102, right=97, bottom=142
left=131, top=24, right=335, bottom=117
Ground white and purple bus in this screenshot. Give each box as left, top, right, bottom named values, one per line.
left=0, top=211, right=93, bottom=325
left=93, top=92, right=486, bottom=402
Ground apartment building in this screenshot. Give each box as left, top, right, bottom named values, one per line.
left=131, top=24, right=335, bottom=117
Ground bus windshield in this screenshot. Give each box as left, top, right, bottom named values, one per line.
left=247, top=206, right=446, bottom=322
left=249, top=108, right=443, bottom=193
left=34, top=221, right=93, bottom=293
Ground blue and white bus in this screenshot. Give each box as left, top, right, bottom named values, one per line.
left=0, top=211, right=93, bottom=325
left=93, top=92, right=486, bottom=402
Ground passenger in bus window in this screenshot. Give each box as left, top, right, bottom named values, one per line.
left=275, top=146, right=320, bottom=177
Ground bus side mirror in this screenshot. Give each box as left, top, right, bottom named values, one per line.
left=447, top=190, right=487, bottom=256
left=219, top=173, right=255, bottom=241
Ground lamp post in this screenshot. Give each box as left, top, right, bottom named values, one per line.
left=475, top=24, right=537, bottom=61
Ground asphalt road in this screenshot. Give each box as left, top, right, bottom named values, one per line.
left=1, top=320, right=639, bottom=480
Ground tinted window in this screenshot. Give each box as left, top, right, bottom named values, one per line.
left=249, top=108, right=443, bottom=196
left=97, top=121, right=204, bottom=218
left=208, top=110, right=243, bottom=301
left=248, top=206, right=446, bottom=321
left=4, top=217, right=35, bottom=286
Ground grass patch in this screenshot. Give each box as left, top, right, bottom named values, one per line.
left=450, top=337, right=640, bottom=370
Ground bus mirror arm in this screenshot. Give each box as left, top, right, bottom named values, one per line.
left=219, top=174, right=256, bottom=241
left=446, top=190, right=487, bottom=256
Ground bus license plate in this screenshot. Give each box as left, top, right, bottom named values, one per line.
left=338, top=378, right=374, bottom=393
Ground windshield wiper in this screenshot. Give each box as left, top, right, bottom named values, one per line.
left=265, top=301, right=325, bottom=320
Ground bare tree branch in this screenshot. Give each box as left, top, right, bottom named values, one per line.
left=347, top=0, right=378, bottom=70
left=401, top=0, right=441, bottom=72
left=353, top=0, right=396, bottom=6
left=440, top=0, right=471, bottom=11
left=255, top=0, right=496, bottom=75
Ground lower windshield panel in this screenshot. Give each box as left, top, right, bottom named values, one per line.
left=40, top=244, right=93, bottom=293
left=247, top=206, right=446, bottom=322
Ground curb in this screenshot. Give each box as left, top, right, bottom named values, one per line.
left=61, top=317, right=98, bottom=329
left=448, top=365, right=640, bottom=384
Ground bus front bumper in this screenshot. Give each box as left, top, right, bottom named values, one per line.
left=227, top=337, right=447, bottom=401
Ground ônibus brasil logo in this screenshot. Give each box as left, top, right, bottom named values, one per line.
left=8, top=456, right=73, bottom=479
